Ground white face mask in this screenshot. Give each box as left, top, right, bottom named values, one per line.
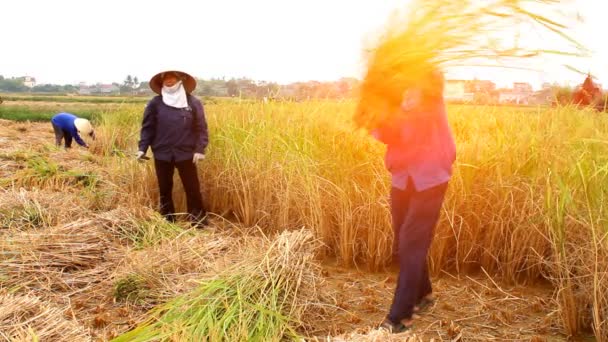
left=161, top=81, right=188, bottom=108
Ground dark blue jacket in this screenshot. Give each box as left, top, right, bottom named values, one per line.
left=51, top=113, right=87, bottom=147
left=138, top=95, right=209, bottom=162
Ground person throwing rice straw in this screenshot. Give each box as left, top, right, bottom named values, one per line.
left=137, top=70, right=209, bottom=227
left=369, top=70, right=456, bottom=333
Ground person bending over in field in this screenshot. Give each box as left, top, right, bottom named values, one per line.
left=371, top=70, right=456, bottom=333
left=137, top=70, right=209, bottom=227
left=50, top=112, right=95, bottom=149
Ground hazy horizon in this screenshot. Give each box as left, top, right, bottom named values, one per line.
left=2, top=0, right=606, bottom=90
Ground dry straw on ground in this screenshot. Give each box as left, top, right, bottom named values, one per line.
left=112, top=230, right=235, bottom=305
left=0, top=291, right=91, bottom=342
left=0, top=220, right=117, bottom=293
left=112, top=229, right=323, bottom=342
left=330, top=330, right=423, bottom=342
left=0, top=188, right=93, bottom=231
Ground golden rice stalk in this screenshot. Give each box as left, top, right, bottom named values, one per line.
left=355, top=0, right=584, bottom=129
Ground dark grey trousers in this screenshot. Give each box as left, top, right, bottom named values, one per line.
left=52, top=122, right=72, bottom=148
left=154, top=158, right=206, bottom=222
left=388, top=178, right=448, bottom=323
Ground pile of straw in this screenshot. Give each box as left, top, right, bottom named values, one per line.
left=112, top=229, right=322, bottom=342
left=355, top=0, right=583, bottom=129
left=0, top=188, right=87, bottom=231
left=113, top=232, right=234, bottom=304
left=96, top=207, right=187, bottom=249
left=0, top=220, right=115, bottom=292
left=0, top=291, right=91, bottom=342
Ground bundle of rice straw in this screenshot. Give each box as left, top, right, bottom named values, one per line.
left=0, top=220, right=114, bottom=291
left=112, top=229, right=321, bottom=342
left=0, top=291, right=91, bottom=342
left=113, top=232, right=233, bottom=304
left=355, top=0, right=584, bottom=129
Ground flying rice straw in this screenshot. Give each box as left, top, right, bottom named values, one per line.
left=355, top=0, right=586, bottom=129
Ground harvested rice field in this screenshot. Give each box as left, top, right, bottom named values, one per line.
left=1, top=98, right=605, bottom=342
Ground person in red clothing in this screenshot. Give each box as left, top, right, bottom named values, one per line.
left=372, top=71, right=456, bottom=333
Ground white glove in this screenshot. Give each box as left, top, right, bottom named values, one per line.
left=136, top=151, right=146, bottom=160
left=193, top=153, right=205, bottom=163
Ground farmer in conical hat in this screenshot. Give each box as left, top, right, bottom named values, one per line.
left=137, top=70, right=208, bottom=226
left=51, top=112, right=95, bottom=148
left=372, top=70, right=456, bottom=333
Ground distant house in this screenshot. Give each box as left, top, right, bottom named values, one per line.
left=78, top=87, right=92, bottom=95
left=498, top=91, right=527, bottom=104
left=531, top=88, right=553, bottom=105
left=498, top=92, right=526, bottom=105
left=513, top=82, right=533, bottom=94
left=444, top=80, right=474, bottom=102
left=21, top=76, right=36, bottom=88
left=445, top=80, right=465, bottom=101
left=498, top=82, right=534, bottom=105
left=78, top=82, right=92, bottom=95
left=77, top=83, right=120, bottom=95
left=99, top=84, right=119, bottom=94
left=466, top=79, right=496, bottom=93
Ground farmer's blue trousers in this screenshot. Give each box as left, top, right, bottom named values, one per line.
left=388, top=178, right=448, bottom=323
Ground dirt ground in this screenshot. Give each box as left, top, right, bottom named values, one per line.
left=0, top=119, right=580, bottom=341
left=316, top=262, right=570, bottom=341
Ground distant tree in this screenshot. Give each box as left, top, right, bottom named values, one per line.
left=64, top=84, right=77, bottom=93
left=553, top=86, right=574, bottom=106
left=573, top=74, right=602, bottom=107
left=295, top=82, right=318, bottom=100
left=473, top=92, right=495, bottom=105
left=0, top=77, right=27, bottom=92
left=200, top=82, right=214, bottom=96
left=236, top=78, right=257, bottom=97
left=255, top=82, right=280, bottom=98
left=121, top=75, right=139, bottom=94
left=226, top=79, right=239, bottom=97
left=32, top=84, right=62, bottom=92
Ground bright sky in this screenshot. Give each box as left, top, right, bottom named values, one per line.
left=2, top=0, right=606, bottom=89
